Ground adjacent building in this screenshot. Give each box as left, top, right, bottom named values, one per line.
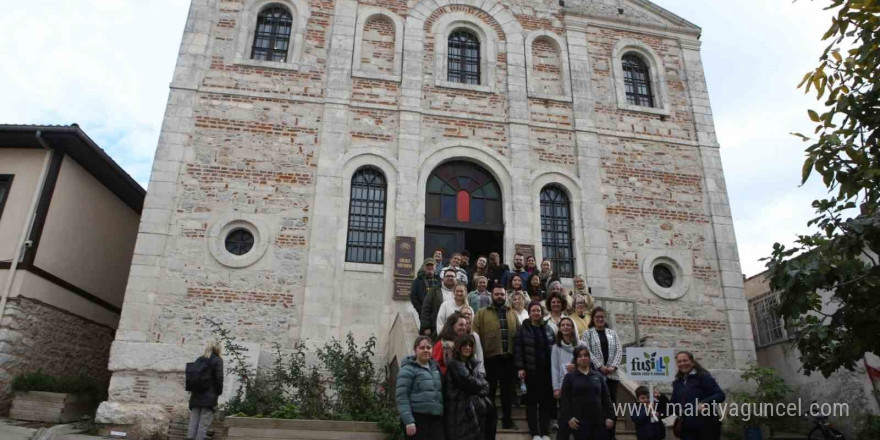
left=744, top=272, right=880, bottom=437
left=0, top=125, right=144, bottom=411
left=97, top=0, right=756, bottom=434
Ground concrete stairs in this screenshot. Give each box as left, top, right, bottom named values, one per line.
left=0, top=423, right=38, bottom=440
left=493, top=397, right=638, bottom=440
left=167, top=418, right=218, bottom=440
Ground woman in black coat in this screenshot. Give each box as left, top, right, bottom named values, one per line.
left=559, top=346, right=614, bottom=440
left=188, top=341, right=224, bottom=440
left=514, top=301, right=556, bottom=439
left=444, top=334, right=495, bottom=440
left=669, top=351, right=725, bottom=440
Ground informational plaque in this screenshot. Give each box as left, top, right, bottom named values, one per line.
left=393, top=276, right=411, bottom=300
left=393, top=236, right=416, bottom=300
left=515, top=244, right=535, bottom=258
left=394, top=236, right=416, bottom=277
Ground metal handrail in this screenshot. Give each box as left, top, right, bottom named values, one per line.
left=590, top=296, right=642, bottom=348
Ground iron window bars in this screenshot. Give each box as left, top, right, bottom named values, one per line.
left=448, top=30, right=481, bottom=85
left=540, top=185, right=574, bottom=278
left=345, top=167, right=388, bottom=264
left=251, top=4, right=293, bottom=62
left=622, top=53, right=654, bottom=107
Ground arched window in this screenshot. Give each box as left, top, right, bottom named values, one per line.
left=251, top=4, right=294, bottom=62
left=622, top=53, right=654, bottom=107
left=448, top=30, right=481, bottom=85
left=426, top=161, right=501, bottom=229
left=540, top=185, right=574, bottom=278
left=345, top=167, right=387, bottom=264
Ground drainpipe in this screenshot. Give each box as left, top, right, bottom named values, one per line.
left=0, top=131, right=55, bottom=321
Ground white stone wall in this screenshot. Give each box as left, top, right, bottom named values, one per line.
left=99, top=0, right=755, bottom=434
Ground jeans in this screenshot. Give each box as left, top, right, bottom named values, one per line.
left=485, top=355, right=515, bottom=423
left=187, top=407, right=214, bottom=440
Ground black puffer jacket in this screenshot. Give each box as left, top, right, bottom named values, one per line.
left=513, top=320, right=555, bottom=374
left=189, top=354, right=224, bottom=409
left=444, top=357, right=489, bottom=440
left=559, top=368, right=614, bottom=425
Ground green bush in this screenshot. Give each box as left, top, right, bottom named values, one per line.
left=11, top=370, right=106, bottom=402
left=856, top=414, right=880, bottom=440
left=205, top=318, right=402, bottom=440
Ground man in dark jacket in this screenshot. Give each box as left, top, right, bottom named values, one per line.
left=188, top=343, right=224, bottom=440
left=500, top=253, right=529, bottom=289
left=420, top=268, right=457, bottom=338
left=411, top=258, right=438, bottom=314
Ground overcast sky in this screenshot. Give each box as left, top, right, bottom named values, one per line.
left=0, top=0, right=834, bottom=277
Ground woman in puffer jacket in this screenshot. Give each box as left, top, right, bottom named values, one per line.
left=397, top=335, right=445, bottom=440
left=445, top=334, right=496, bottom=440
left=515, top=301, right=557, bottom=440
left=551, top=317, right=586, bottom=440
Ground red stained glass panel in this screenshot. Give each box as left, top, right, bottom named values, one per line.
left=456, top=190, right=470, bottom=222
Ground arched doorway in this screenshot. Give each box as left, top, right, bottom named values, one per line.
left=424, top=161, right=503, bottom=263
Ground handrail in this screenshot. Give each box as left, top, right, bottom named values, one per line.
left=590, top=296, right=642, bottom=349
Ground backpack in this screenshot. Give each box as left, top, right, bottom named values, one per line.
left=185, top=357, right=213, bottom=392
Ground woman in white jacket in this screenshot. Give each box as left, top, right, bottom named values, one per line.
left=436, top=282, right=469, bottom=333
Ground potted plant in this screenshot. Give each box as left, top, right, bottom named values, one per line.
left=727, top=364, right=793, bottom=440
left=10, top=370, right=106, bottom=423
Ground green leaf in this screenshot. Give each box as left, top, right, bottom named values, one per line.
left=802, top=157, right=815, bottom=184
left=808, top=109, right=821, bottom=122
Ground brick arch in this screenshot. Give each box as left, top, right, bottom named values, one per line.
left=407, top=0, right=524, bottom=41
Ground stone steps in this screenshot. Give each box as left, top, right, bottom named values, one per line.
left=0, top=423, right=38, bottom=440
left=167, top=419, right=217, bottom=440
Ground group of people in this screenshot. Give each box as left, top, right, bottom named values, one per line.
left=399, top=250, right=726, bottom=440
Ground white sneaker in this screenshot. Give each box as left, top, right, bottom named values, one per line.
left=541, top=436, right=551, bottom=440
left=532, top=436, right=542, bottom=440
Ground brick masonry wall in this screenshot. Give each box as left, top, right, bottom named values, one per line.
left=530, top=37, right=564, bottom=96
left=0, top=297, right=115, bottom=413
left=359, top=15, right=396, bottom=75
left=99, top=0, right=754, bottom=433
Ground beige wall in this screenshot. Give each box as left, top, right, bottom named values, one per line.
left=34, top=155, right=140, bottom=309
left=13, top=271, right=120, bottom=328
left=0, top=149, right=49, bottom=261
left=743, top=272, right=769, bottom=300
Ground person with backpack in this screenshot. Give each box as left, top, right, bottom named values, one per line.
left=185, top=340, right=224, bottom=440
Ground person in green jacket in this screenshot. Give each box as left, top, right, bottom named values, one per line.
left=396, top=335, right=445, bottom=440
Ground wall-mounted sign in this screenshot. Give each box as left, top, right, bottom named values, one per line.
left=515, top=244, right=535, bottom=258
left=393, top=277, right=411, bottom=300
left=394, top=236, right=416, bottom=277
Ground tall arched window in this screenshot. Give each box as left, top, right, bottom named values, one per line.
left=540, top=185, right=574, bottom=278
left=622, top=53, right=654, bottom=107
left=251, top=4, right=293, bottom=62
left=448, top=30, right=481, bottom=85
left=345, top=167, right=387, bottom=264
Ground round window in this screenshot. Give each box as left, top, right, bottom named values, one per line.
left=652, top=264, right=675, bottom=288
left=225, top=229, right=255, bottom=256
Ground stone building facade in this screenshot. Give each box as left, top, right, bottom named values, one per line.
left=98, top=0, right=756, bottom=433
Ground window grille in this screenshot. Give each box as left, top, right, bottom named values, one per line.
left=750, top=293, right=787, bottom=347
left=345, top=167, right=387, bottom=264
left=251, top=4, right=293, bottom=62
left=448, top=30, right=481, bottom=85
left=622, top=53, right=654, bottom=107
left=540, top=185, right=574, bottom=278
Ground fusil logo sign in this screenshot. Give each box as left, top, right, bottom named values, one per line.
left=625, top=347, right=676, bottom=382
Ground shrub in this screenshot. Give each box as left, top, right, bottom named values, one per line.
left=205, top=318, right=402, bottom=440
left=11, top=370, right=106, bottom=402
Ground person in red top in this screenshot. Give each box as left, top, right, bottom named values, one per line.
left=433, top=312, right=469, bottom=374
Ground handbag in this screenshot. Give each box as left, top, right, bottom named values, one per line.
left=673, top=416, right=683, bottom=438
left=471, top=395, right=491, bottom=415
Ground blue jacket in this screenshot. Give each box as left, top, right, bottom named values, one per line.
left=670, top=370, right=725, bottom=432
left=396, top=355, right=444, bottom=425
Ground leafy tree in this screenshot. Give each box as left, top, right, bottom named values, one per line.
left=763, top=0, right=880, bottom=377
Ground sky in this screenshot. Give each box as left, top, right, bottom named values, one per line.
left=0, top=0, right=836, bottom=277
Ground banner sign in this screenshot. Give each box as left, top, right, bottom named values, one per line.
left=625, top=347, right=676, bottom=382
left=394, top=236, right=416, bottom=277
